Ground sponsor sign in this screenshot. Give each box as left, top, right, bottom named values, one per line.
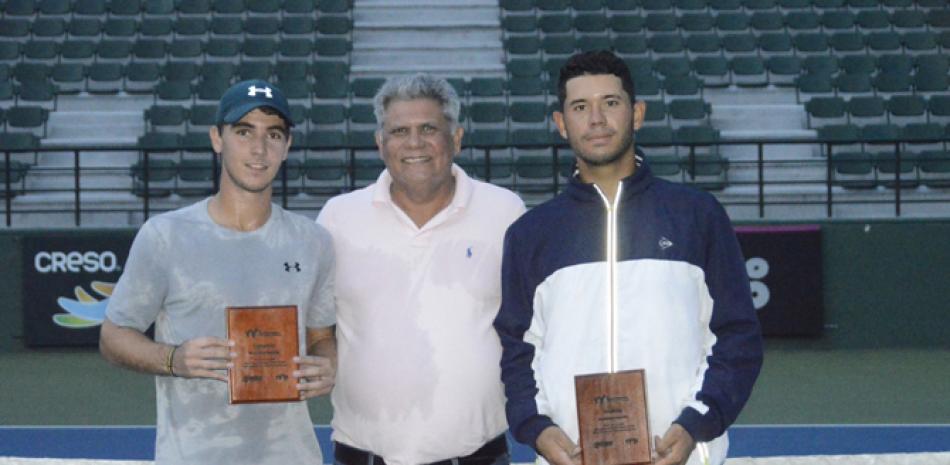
left=737, top=225, right=824, bottom=337
left=22, top=231, right=135, bottom=347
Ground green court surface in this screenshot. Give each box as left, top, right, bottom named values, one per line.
left=1, top=345, right=947, bottom=426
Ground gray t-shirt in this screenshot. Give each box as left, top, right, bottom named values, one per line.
left=106, top=198, right=335, bottom=465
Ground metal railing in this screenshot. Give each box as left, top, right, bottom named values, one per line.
left=2, top=135, right=949, bottom=227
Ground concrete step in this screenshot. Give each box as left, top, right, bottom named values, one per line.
left=358, top=0, right=497, bottom=7
left=354, top=6, right=499, bottom=29
left=353, top=29, right=502, bottom=49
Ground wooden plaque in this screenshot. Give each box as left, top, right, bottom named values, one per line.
left=226, top=305, right=299, bottom=404
left=575, top=369, right=652, bottom=465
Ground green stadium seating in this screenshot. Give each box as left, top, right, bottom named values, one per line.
left=846, top=96, right=886, bottom=125
left=104, top=18, right=137, bottom=37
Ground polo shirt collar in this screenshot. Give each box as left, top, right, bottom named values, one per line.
left=371, top=162, right=474, bottom=214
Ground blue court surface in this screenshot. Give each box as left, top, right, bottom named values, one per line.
left=1, top=425, right=947, bottom=461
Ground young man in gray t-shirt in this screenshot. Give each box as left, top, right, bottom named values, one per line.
left=101, top=80, right=336, bottom=465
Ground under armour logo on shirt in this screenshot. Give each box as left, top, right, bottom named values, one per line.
left=248, top=85, right=273, bottom=98
left=283, top=262, right=301, bottom=272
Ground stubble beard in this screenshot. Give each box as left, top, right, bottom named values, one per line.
left=572, top=129, right=636, bottom=168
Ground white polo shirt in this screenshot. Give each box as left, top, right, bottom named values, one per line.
left=317, top=164, right=525, bottom=465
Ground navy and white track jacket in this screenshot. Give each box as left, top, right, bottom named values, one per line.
left=494, top=155, right=763, bottom=465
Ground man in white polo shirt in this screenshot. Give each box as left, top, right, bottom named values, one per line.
left=316, top=74, right=525, bottom=465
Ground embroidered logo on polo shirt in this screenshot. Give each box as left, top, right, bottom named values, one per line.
left=283, top=262, right=301, bottom=272
left=466, top=246, right=473, bottom=258
left=658, top=237, right=673, bottom=250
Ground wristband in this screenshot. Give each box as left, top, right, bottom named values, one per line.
left=165, top=345, right=178, bottom=377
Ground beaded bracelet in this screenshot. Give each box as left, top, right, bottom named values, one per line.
left=165, top=345, right=178, bottom=377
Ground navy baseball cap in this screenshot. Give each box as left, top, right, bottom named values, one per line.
left=215, top=79, right=294, bottom=128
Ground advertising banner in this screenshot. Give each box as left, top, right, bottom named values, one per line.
left=22, top=231, right=135, bottom=347
left=737, top=225, right=824, bottom=337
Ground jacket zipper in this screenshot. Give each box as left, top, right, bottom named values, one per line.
left=593, top=182, right=623, bottom=373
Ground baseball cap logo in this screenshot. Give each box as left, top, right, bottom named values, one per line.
left=248, top=85, right=273, bottom=99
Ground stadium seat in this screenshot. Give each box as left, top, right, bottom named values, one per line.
left=686, top=34, right=722, bottom=55
left=636, top=126, right=675, bottom=156
left=750, top=12, right=784, bottom=33
left=503, top=15, right=538, bottom=33
left=679, top=13, right=714, bottom=33
left=352, top=78, right=386, bottom=99
left=829, top=32, right=865, bottom=56
left=861, top=123, right=902, bottom=154
left=646, top=13, right=678, bottom=33
left=642, top=100, right=668, bottom=127
left=890, top=10, right=926, bottom=32
left=802, top=56, right=839, bottom=76
left=817, top=124, right=861, bottom=155
left=73, top=0, right=107, bottom=16
left=913, top=69, right=949, bottom=97
left=245, top=17, right=281, bottom=36
left=648, top=154, right=683, bottom=182
left=856, top=10, right=890, bottom=31
left=188, top=105, right=218, bottom=132
left=721, top=33, right=757, bottom=57
left=509, top=77, right=546, bottom=97
left=210, top=17, right=243, bottom=37
left=900, top=124, right=944, bottom=161
left=272, top=0, right=308, bottom=14
left=731, top=56, right=768, bottom=87
left=840, top=55, right=876, bottom=75
left=806, top=97, right=847, bottom=128
left=655, top=57, right=691, bottom=78
left=318, top=16, right=352, bottom=35
left=104, top=18, right=138, bottom=38
left=3, top=0, right=36, bottom=16
left=605, top=0, right=640, bottom=8
left=669, top=99, right=710, bottom=128
left=875, top=150, right=920, bottom=189
left=821, top=11, right=856, bottom=31
left=23, top=41, right=59, bottom=63
left=786, top=11, right=821, bottom=33
left=873, top=72, right=913, bottom=96
left=758, top=33, right=793, bottom=56
left=834, top=72, right=874, bottom=98
left=832, top=152, right=876, bottom=189
left=32, top=18, right=67, bottom=38
left=612, top=35, right=648, bottom=55
left=176, top=158, right=215, bottom=196
left=918, top=151, right=950, bottom=188
left=130, top=158, right=176, bottom=198
left=282, top=17, right=315, bottom=36
left=154, top=80, right=192, bottom=103
left=692, top=56, right=730, bottom=88
left=68, top=18, right=103, bottom=37
left=927, top=96, right=950, bottom=125
left=51, top=63, right=86, bottom=94
left=508, top=36, right=542, bottom=55
left=714, top=13, right=750, bottom=33
left=847, top=96, right=887, bottom=126
left=765, top=56, right=801, bottom=87
left=6, top=106, right=49, bottom=137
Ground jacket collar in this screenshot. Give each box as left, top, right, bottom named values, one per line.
left=566, top=147, right=654, bottom=203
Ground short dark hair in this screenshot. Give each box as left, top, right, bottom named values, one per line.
left=557, top=50, right=637, bottom=110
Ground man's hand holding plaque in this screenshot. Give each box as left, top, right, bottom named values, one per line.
left=293, top=353, right=335, bottom=400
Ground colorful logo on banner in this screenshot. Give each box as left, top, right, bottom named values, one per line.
left=22, top=232, right=135, bottom=347
left=52, top=281, right=115, bottom=329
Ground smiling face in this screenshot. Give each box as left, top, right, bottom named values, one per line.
left=376, top=97, right=463, bottom=198
left=210, top=107, right=291, bottom=196
left=553, top=74, right=646, bottom=171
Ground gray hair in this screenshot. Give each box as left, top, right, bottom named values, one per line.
left=373, top=74, right=462, bottom=131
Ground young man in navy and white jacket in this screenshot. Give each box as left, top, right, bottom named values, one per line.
left=494, top=51, right=763, bottom=465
